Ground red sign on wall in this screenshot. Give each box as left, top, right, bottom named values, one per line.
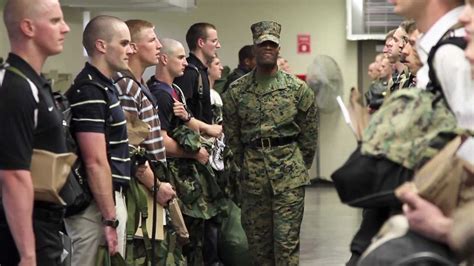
left=297, top=34, right=311, bottom=54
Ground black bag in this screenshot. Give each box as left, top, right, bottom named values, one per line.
left=358, top=230, right=457, bottom=266
left=58, top=79, right=111, bottom=217
left=365, top=81, right=388, bottom=110
left=331, top=147, right=413, bottom=208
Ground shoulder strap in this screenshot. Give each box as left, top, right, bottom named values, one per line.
left=186, top=63, right=203, bottom=119
left=427, top=26, right=467, bottom=94
left=186, top=63, right=203, bottom=98
left=1, top=63, right=40, bottom=128
left=172, top=83, right=188, bottom=107
left=68, top=78, right=111, bottom=109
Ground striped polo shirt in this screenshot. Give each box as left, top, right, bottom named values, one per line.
left=67, top=63, right=131, bottom=187
left=114, top=72, right=166, bottom=163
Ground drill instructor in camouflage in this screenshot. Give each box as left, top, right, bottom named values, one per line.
left=222, top=21, right=318, bottom=265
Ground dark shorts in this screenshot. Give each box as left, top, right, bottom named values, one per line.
left=0, top=202, right=65, bottom=266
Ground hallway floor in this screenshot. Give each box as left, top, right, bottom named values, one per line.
left=300, top=183, right=362, bottom=265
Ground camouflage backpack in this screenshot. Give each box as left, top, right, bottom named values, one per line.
left=361, top=35, right=469, bottom=170
left=361, top=87, right=461, bottom=169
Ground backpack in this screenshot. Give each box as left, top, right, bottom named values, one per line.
left=59, top=79, right=112, bottom=216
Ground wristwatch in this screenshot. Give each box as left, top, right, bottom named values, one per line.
left=102, top=217, right=119, bottom=229
left=182, top=112, right=192, bottom=122
left=150, top=181, right=162, bottom=193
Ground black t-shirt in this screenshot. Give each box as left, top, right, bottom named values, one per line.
left=173, top=53, right=212, bottom=124
left=147, top=77, right=181, bottom=133
left=0, top=53, right=66, bottom=170
left=67, top=63, right=130, bottom=186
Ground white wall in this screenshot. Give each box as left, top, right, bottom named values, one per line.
left=0, top=0, right=359, bottom=180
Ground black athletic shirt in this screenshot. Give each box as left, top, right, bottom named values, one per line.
left=67, top=63, right=130, bottom=187
left=173, top=53, right=212, bottom=124
left=0, top=53, right=66, bottom=170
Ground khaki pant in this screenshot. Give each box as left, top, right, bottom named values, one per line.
left=64, top=191, right=127, bottom=266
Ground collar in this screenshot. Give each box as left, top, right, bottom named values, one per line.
left=188, top=52, right=208, bottom=71
left=237, top=65, right=252, bottom=74
left=148, top=76, right=173, bottom=93
left=82, top=62, right=115, bottom=87
left=6, top=53, right=50, bottom=90
left=417, top=6, right=464, bottom=63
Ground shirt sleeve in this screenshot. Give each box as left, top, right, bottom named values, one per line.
left=116, top=77, right=141, bottom=118
left=295, top=82, right=318, bottom=169
left=67, top=84, right=108, bottom=134
left=0, top=77, right=37, bottom=170
left=155, top=90, right=174, bottom=132
left=433, top=44, right=474, bottom=130
left=222, top=89, right=244, bottom=167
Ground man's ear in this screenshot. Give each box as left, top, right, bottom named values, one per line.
left=130, top=43, right=138, bottom=54
left=95, top=39, right=107, bottom=54
left=20, top=19, right=35, bottom=38
left=197, top=38, right=205, bottom=49
left=161, top=54, right=168, bottom=65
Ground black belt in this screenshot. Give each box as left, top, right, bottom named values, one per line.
left=246, top=136, right=295, bottom=149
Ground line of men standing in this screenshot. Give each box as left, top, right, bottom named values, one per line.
left=351, top=0, right=474, bottom=265
left=0, top=0, right=319, bottom=265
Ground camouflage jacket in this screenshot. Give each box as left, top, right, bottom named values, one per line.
left=222, top=69, right=318, bottom=195
left=387, top=68, right=410, bottom=95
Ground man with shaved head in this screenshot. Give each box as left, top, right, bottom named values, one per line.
left=0, top=0, right=69, bottom=265
left=147, top=38, right=224, bottom=265
left=64, top=15, right=132, bottom=265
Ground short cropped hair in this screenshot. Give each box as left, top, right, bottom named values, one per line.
left=185, top=22, right=216, bottom=51
left=83, top=15, right=124, bottom=56
left=385, top=29, right=396, bottom=42
left=238, top=45, right=254, bottom=64
left=400, top=20, right=416, bottom=35
left=125, top=19, right=154, bottom=42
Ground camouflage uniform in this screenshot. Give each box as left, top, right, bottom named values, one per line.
left=222, top=21, right=318, bottom=266
left=387, top=68, right=410, bottom=95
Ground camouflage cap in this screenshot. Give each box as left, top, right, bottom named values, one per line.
left=251, top=21, right=281, bottom=45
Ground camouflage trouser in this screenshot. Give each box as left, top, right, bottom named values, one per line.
left=156, top=226, right=186, bottom=266
left=241, top=185, right=305, bottom=266
left=182, top=215, right=205, bottom=266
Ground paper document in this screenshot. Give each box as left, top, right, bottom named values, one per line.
left=336, top=96, right=358, bottom=138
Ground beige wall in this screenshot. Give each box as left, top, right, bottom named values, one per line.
left=0, top=0, right=360, bottom=180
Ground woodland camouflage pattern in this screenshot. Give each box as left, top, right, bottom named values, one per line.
left=361, top=88, right=470, bottom=169
left=223, top=70, right=317, bottom=195
left=222, top=69, right=318, bottom=265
